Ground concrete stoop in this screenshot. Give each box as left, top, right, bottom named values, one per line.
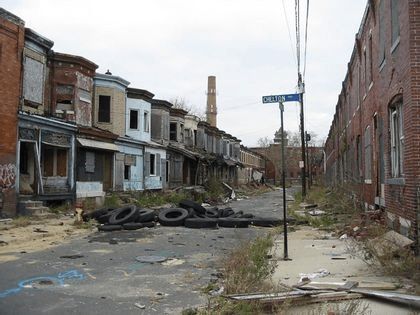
left=18, top=200, right=50, bottom=216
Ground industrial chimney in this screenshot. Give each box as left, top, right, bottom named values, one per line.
left=206, top=76, right=217, bottom=127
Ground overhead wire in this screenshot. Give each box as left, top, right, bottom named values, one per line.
left=281, top=0, right=298, bottom=70
left=303, top=0, right=310, bottom=81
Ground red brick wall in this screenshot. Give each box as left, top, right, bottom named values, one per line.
left=0, top=11, right=25, bottom=215
left=324, top=0, right=420, bottom=241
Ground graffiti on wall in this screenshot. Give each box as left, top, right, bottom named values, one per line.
left=0, top=164, right=17, bottom=189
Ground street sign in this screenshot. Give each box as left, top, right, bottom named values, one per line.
left=262, top=93, right=301, bottom=104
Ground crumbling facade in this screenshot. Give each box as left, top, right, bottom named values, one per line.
left=324, top=0, right=420, bottom=245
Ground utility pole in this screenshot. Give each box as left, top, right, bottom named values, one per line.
left=305, top=131, right=311, bottom=189
left=298, top=73, right=306, bottom=198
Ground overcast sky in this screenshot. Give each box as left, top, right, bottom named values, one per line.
left=4, top=0, right=367, bottom=146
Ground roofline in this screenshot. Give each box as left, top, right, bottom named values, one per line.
left=25, top=28, right=54, bottom=50
left=51, top=52, right=98, bottom=71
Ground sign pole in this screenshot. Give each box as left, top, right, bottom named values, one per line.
left=279, top=102, right=288, bottom=259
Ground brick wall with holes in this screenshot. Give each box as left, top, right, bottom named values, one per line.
left=0, top=10, right=25, bottom=215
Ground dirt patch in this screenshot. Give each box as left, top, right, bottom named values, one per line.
left=0, top=216, right=94, bottom=262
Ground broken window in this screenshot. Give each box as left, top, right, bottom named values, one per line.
left=378, top=0, right=386, bottom=66
left=391, top=0, right=400, bottom=47
left=144, top=111, right=150, bottom=132
left=23, top=56, right=44, bottom=105
left=85, top=151, right=95, bottom=173
left=150, top=154, right=156, bottom=175
left=130, top=109, right=139, bottom=129
left=390, top=100, right=404, bottom=177
left=98, top=95, right=111, bottom=123
left=170, top=123, right=177, bottom=141
left=56, top=85, right=74, bottom=114
left=364, top=126, right=372, bottom=181
left=124, top=165, right=130, bottom=180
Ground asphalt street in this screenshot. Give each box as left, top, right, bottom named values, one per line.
left=0, top=189, right=289, bottom=315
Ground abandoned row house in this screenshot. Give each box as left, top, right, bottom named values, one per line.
left=0, top=9, right=265, bottom=216
left=324, top=0, right=420, bottom=247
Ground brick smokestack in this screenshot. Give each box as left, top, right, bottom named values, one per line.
left=206, top=76, right=217, bottom=127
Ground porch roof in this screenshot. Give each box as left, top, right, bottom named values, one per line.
left=77, top=138, right=119, bottom=152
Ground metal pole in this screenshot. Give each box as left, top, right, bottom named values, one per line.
left=299, top=75, right=306, bottom=198
left=280, top=102, right=288, bottom=259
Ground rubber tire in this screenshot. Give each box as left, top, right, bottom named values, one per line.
left=96, top=208, right=118, bottom=224
left=240, top=213, right=255, bottom=219
left=251, top=217, right=282, bottom=227
left=123, top=222, right=144, bottom=230
left=185, top=218, right=218, bottom=229
left=179, top=200, right=206, bottom=215
left=84, top=207, right=114, bottom=221
left=232, top=211, right=244, bottom=218
left=98, top=224, right=122, bottom=232
left=109, top=206, right=138, bottom=225
left=136, top=209, right=156, bottom=222
left=142, top=221, right=155, bottom=228
left=158, top=208, right=189, bottom=226
left=218, top=218, right=249, bottom=228
left=219, top=208, right=235, bottom=218
left=205, top=208, right=219, bottom=218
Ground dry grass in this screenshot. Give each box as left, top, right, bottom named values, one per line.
left=12, top=216, right=31, bottom=227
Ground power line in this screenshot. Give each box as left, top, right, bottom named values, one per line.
left=295, top=0, right=301, bottom=76
left=281, top=0, right=298, bottom=70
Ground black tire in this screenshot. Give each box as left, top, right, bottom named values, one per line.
left=109, top=206, right=138, bottom=225
left=123, top=222, right=144, bottom=230
left=185, top=218, right=218, bottom=229
left=240, top=213, right=255, bottom=219
left=179, top=200, right=206, bottom=215
left=98, top=224, right=122, bottom=232
left=219, top=207, right=235, bottom=218
left=158, top=208, right=189, bottom=226
left=251, top=217, right=282, bottom=227
left=232, top=211, right=244, bottom=218
left=142, top=221, right=155, bottom=228
left=84, top=207, right=115, bottom=221
left=218, top=218, right=249, bottom=228
left=136, top=209, right=156, bottom=222
left=96, top=208, right=118, bottom=224
left=205, top=208, right=219, bottom=218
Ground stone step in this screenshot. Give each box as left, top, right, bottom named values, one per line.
left=20, top=200, right=44, bottom=208
left=26, top=206, right=50, bottom=216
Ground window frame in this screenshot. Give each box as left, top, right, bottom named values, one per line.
left=98, top=95, right=111, bottom=123
left=389, top=101, right=404, bottom=178
left=129, top=109, right=139, bottom=130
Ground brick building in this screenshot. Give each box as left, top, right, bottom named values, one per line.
left=0, top=9, right=25, bottom=215
left=324, top=0, right=420, bottom=246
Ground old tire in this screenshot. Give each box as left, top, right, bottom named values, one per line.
left=158, top=208, right=189, bottom=226
left=218, top=218, right=249, bottom=228
left=96, top=208, right=118, bottom=224
left=142, top=221, right=155, bottom=228
left=136, top=209, right=156, bottom=222
left=109, top=206, right=138, bottom=225
left=185, top=218, right=218, bottom=229
left=98, top=224, right=122, bottom=232
left=219, top=207, right=235, bottom=218
left=179, top=200, right=206, bottom=215
left=84, top=207, right=115, bottom=221
left=251, top=217, right=282, bottom=227
left=123, top=222, right=144, bottom=230
left=205, top=208, right=219, bottom=218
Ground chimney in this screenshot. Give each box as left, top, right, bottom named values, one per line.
left=206, top=76, right=217, bottom=127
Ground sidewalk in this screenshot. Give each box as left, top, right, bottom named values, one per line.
left=271, top=226, right=415, bottom=314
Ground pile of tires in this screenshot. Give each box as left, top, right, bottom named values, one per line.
left=83, top=205, right=156, bottom=231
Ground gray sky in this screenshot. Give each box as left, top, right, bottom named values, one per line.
left=4, top=0, right=367, bottom=146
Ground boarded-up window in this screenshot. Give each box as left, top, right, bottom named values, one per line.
left=98, top=95, right=111, bottom=122
left=130, top=110, right=138, bottom=129
left=85, top=151, right=95, bottom=173
left=23, top=56, right=44, bottom=104
left=364, top=126, right=372, bottom=181
left=124, top=154, right=136, bottom=166
left=42, top=146, right=68, bottom=177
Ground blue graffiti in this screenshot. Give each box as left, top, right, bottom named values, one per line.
left=0, top=270, right=85, bottom=298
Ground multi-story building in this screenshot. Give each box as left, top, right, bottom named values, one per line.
left=324, top=0, right=420, bottom=247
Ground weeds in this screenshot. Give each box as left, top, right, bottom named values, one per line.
left=12, top=216, right=31, bottom=227
left=73, top=220, right=96, bottom=229
left=103, top=194, right=121, bottom=208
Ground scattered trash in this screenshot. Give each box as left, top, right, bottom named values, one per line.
left=33, top=228, right=48, bottom=233
left=331, top=257, right=347, bottom=260
left=0, top=240, right=8, bottom=246
left=339, top=233, right=348, bottom=240
left=135, top=255, right=167, bottom=263
left=109, top=238, right=118, bottom=245
left=134, top=303, right=146, bottom=309
left=353, top=226, right=360, bottom=232
left=350, top=288, right=420, bottom=310
left=307, top=209, right=326, bottom=216
left=161, top=258, right=185, bottom=266
left=209, top=286, right=224, bottom=296
left=298, top=268, right=330, bottom=282
left=59, top=255, right=84, bottom=259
